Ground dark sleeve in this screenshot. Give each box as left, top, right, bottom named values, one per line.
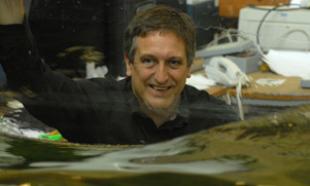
left=207, top=95, right=240, bottom=123
left=0, top=25, right=101, bottom=99
left=0, top=24, right=52, bottom=91
left=0, top=25, right=128, bottom=143
left=0, top=24, right=91, bottom=131
left=185, top=85, right=239, bottom=127
left=0, top=24, right=42, bottom=89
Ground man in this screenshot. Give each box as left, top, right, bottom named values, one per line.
left=0, top=0, right=238, bottom=144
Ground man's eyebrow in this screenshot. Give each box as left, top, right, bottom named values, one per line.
left=168, top=56, right=182, bottom=59
left=140, top=54, right=157, bottom=59
left=139, top=54, right=183, bottom=61
left=166, top=56, right=183, bottom=61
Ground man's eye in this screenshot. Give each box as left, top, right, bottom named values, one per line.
left=169, top=60, right=182, bottom=68
left=141, top=58, right=155, bottom=67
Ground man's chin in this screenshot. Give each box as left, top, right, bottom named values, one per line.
left=145, top=98, right=176, bottom=112
left=147, top=102, right=171, bottom=111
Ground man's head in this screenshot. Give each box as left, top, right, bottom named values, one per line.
left=123, top=5, right=196, bottom=124
left=124, top=5, right=196, bottom=65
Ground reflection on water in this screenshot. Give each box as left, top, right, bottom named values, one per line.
left=29, top=137, right=249, bottom=174
left=0, top=96, right=250, bottom=185
left=0, top=135, right=247, bottom=186
left=0, top=104, right=310, bottom=185
left=0, top=140, right=25, bottom=168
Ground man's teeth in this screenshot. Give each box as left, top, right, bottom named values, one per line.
left=152, top=85, right=169, bottom=91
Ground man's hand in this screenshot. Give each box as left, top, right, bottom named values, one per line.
left=0, top=0, right=25, bottom=25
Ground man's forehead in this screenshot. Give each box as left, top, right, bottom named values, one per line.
left=135, top=33, right=186, bottom=57
left=139, top=30, right=181, bottom=39
left=135, top=31, right=185, bottom=48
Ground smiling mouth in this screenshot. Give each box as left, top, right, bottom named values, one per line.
left=149, top=85, right=172, bottom=92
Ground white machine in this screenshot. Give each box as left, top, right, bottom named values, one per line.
left=238, top=6, right=310, bottom=51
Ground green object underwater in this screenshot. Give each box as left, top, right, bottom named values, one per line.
left=39, top=132, right=64, bottom=141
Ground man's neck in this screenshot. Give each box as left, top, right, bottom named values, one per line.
left=144, top=109, right=177, bottom=127
left=139, top=98, right=180, bottom=128
left=132, top=86, right=180, bottom=127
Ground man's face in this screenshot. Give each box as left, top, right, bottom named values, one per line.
left=125, top=31, right=190, bottom=111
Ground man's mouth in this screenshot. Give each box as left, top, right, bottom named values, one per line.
left=149, top=85, right=171, bottom=92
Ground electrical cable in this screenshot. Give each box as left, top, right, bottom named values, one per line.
left=236, top=71, right=250, bottom=120
left=251, top=3, right=307, bottom=52
left=198, top=27, right=253, bottom=120
left=199, top=4, right=310, bottom=119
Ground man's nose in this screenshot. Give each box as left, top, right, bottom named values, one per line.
left=154, top=63, right=169, bottom=84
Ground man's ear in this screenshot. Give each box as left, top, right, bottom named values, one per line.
left=124, top=54, right=132, bottom=76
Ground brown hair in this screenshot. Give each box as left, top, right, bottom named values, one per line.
left=124, top=5, right=196, bottom=66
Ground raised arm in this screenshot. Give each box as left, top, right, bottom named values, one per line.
left=0, top=0, right=87, bottom=98
left=0, top=0, right=114, bottom=143
left=0, top=0, right=25, bottom=25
